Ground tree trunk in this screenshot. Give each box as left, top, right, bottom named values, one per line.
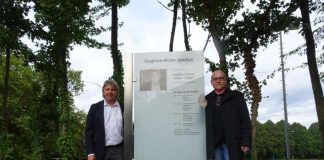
left=0, top=49, right=3, bottom=65
left=211, top=34, right=227, bottom=71
left=57, top=47, right=68, bottom=93
left=57, top=46, right=69, bottom=133
left=55, top=43, right=72, bottom=158
left=211, top=34, right=230, bottom=87
left=243, top=49, right=261, bottom=160
left=251, top=102, right=258, bottom=160
left=0, top=48, right=12, bottom=160
left=2, top=48, right=10, bottom=133
left=299, top=0, right=324, bottom=149
left=50, top=27, right=71, bottom=156
left=202, top=0, right=228, bottom=75
left=111, top=0, right=118, bottom=55
left=169, top=0, right=179, bottom=52
left=111, top=0, right=124, bottom=101
left=181, top=0, right=190, bottom=51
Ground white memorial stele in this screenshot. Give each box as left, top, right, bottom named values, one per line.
left=133, top=51, right=206, bottom=160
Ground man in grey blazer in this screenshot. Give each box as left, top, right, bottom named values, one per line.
left=85, top=80, right=124, bottom=160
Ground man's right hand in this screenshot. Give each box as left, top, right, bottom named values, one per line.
left=88, top=154, right=96, bottom=160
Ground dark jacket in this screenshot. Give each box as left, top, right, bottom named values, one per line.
left=84, top=100, right=124, bottom=160
left=205, top=88, right=251, bottom=160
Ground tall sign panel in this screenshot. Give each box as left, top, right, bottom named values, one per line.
left=133, top=51, right=206, bottom=160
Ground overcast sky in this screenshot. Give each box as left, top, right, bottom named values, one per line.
left=70, top=0, right=322, bottom=128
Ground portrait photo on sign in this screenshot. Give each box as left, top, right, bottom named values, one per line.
left=140, top=69, right=167, bottom=91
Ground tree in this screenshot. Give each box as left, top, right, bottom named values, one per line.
left=255, top=120, right=287, bottom=159
left=181, top=0, right=191, bottom=51
left=313, top=0, right=323, bottom=82
left=0, top=55, right=87, bottom=159
left=289, top=123, right=311, bottom=158
left=275, top=120, right=290, bottom=158
left=110, top=0, right=126, bottom=102
left=0, top=55, right=46, bottom=159
left=0, top=1, right=32, bottom=159
left=298, top=0, right=324, bottom=148
left=97, top=0, right=129, bottom=102
left=31, top=0, right=107, bottom=158
left=224, top=1, right=299, bottom=158
left=308, top=122, right=324, bottom=158
left=255, top=120, right=324, bottom=159
left=186, top=0, right=244, bottom=73
left=169, top=0, right=179, bottom=52
left=0, top=0, right=31, bottom=132
left=165, top=0, right=191, bottom=52
left=187, top=1, right=300, bottom=159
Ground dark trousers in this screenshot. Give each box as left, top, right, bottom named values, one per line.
left=102, top=144, right=123, bottom=160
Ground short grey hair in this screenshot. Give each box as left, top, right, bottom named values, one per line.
left=102, top=79, right=119, bottom=98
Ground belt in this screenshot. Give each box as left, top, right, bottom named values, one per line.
left=105, top=142, right=123, bottom=148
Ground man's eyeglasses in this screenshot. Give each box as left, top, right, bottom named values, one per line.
left=211, top=77, right=226, bottom=81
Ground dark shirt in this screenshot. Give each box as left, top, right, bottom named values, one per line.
left=212, top=94, right=226, bottom=147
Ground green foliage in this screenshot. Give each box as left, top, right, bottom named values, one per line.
left=187, top=0, right=244, bottom=72
left=0, top=56, right=41, bottom=159
left=32, top=0, right=107, bottom=49
left=196, top=0, right=301, bottom=104
left=186, top=0, right=243, bottom=34
left=289, top=123, right=311, bottom=158
left=0, top=55, right=86, bottom=159
left=255, top=120, right=324, bottom=159
left=193, top=2, right=301, bottom=158
left=1, top=0, right=129, bottom=159
left=256, top=120, right=285, bottom=158
left=0, top=134, right=14, bottom=159
left=68, top=70, right=84, bottom=96
left=104, top=0, right=129, bottom=7
left=0, top=0, right=32, bottom=48
left=30, top=0, right=112, bottom=158
left=57, top=132, right=75, bottom=160
left=313, top=0, right=324, bottom=83
left=0, top=3, right=34, bottom=155
left=308, top=123, right=324, bottom=157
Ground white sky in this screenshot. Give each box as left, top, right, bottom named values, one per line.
left=70, top=0, right=322, bottom=128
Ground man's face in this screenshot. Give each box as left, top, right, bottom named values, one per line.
left=103, top=84, right=118, bottom=103
left=211, top=71, right=227, bottom=90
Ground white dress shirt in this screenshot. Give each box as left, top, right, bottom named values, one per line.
left=104, top=100, right=123, bottom=146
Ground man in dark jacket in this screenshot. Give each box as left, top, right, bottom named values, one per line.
left=85, top=80, right=124, bottom=160
left=205, top=70, right=251, bottom=160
